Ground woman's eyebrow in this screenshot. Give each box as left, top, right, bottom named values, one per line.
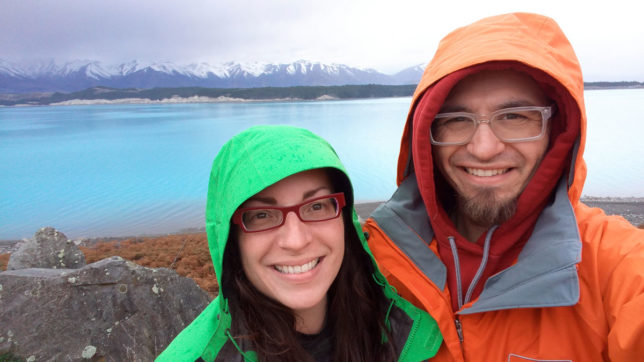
left=245, top=195, right=277, bottom=205
left=302, top=186, right=332, bottom=200
left=244, top=186, right=331, bottom=206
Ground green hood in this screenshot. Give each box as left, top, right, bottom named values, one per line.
left=158, top=125, right=441, bottom=361
left=205, top=125, right=352, bottom=287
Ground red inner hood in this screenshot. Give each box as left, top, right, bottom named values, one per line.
left=410, top=61, right=580, bottom=309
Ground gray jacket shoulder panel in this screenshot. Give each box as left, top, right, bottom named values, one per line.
left=371, top=175, right=447, bottom=290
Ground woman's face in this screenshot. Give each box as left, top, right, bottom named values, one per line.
left=236, top=169, right=345, bottom=331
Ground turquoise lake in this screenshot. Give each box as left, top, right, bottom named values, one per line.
left=2, top=89, right=643, bottom=240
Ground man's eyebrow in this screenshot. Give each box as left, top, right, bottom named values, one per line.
left=497, top=100, right=541, bottom=109
left=438, top=100, right=543, bottom=114
left=437, top=105, right=469, bottom=113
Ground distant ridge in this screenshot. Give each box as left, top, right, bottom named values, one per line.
left=0, top=84, right=418, bottom=107
left=0, top=59, right=424, bottom=94
left=1, top=59, right=642, bottom=104
left=583, top=81, right=644, bottom=90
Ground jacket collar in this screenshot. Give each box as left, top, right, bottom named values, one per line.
left=372, top=176, right=581, bottom=313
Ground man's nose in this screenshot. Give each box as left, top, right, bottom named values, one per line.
left=277, top=211, right=312, bottom=250
left=466, top=122, right=506, bottom=160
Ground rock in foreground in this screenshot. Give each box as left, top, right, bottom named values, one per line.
left=0, top=256, right=210, bottom=361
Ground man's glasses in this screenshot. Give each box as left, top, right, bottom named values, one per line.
left=430, top=105, right=555, bottom=145
left=232, top=193, right=346, bottom=233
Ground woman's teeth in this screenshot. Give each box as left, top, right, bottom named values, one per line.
left=466, top=168, right=508, bottom=177
left=274, top=258, right=319, bottom=274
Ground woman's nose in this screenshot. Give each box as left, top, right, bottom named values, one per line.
left=277, top=211, right=312, bottom=250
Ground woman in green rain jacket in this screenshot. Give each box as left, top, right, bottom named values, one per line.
left=157, top=125, right=441, bottom=361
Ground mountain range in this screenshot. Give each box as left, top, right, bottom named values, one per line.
left=0, top=59, right=425, bottom=94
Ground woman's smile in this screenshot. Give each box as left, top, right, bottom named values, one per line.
left=273, top=257, right=321, bottom=274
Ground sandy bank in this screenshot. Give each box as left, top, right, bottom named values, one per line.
left=44, top=94, right=340, bottom=106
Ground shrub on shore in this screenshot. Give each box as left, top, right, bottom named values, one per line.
left=0, top=253, right=8, bottom=271
left=79, top=233, right=218, bottom=297
left=1, top=233, right=217, bottom=297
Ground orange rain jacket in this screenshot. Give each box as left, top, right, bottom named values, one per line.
left=364, top=13, right=644, bottom=361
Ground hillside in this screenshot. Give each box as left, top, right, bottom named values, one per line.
left=2, top=81, right=642, bottom=107
left=0, top=84, right=418, bottom=106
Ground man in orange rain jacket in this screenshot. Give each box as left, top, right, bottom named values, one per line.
left=364, top=12, right=644, bottom=361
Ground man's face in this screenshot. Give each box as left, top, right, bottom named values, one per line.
left=433, top=70, right=550, bottom=228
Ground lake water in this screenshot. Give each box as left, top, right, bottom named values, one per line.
left=2, top=89, right=643, bottom=240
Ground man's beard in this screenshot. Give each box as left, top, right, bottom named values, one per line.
left=457, top=187, right=517, bottom=227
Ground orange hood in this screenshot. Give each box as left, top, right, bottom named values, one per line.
left=397, top=12, right=587, bottom=206
left=397, top=13, right=588, bottom=308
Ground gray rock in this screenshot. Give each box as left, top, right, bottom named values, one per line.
left=0, top=256, right=211, bottom=361
left=7, top=227, right=86, bottom=270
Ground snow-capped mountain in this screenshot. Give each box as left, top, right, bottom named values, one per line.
left=0, top=59, right=423, bottom=93
left=392, top=63, right=426, bottom=85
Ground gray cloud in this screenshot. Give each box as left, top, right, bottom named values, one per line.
left=1, top=0, right=643, bottom=79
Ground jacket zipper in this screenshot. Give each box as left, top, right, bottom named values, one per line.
left=449, top=226, right=498, bottom=349
left=454, top=318, right=464, bottom=343
left=448, top=236, right=464, bottom=309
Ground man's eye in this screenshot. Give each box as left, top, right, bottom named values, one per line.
left=497, top=112, right=527, bottom=120
left=443, top=116, right=471, bottom=124
left=435, top=116, right=473, bottom=130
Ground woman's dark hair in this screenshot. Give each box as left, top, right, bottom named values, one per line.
left=221, top=168, right=397, bottom=361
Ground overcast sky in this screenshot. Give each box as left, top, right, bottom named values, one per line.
left=2, top=0, right=643, bottom=81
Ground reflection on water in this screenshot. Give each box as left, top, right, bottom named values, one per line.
left=583, top=89, right=644, bottom=198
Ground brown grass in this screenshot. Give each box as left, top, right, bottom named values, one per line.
left=0, top=253, right=9, bottom=271
left=1, top=221, right=642, bottom=293
left=0, top=233, right=218, bottom=298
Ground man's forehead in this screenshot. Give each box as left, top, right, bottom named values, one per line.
left=441, top=69, right=548, bottom=111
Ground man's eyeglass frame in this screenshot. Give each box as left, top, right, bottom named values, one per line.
left=430, top=104, right=556, bottom=146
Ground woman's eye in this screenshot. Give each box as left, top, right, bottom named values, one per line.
left=302, top=198, right=336, bottom=218
left=310, top=202, right=324, bottom=211
left=244, top=209, right=277, bottom=224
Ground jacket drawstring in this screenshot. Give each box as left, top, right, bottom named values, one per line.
left=448, top=236, right=464, bottom=309
left=226, top=329, right=249, bottom=359
left=464, top=225, right=497, bottom=305
left=372, top=273, right=397, bottom=342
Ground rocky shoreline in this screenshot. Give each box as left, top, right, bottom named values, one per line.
left=356, top=199, right=644, bottom=228
left=1, top=199, right=643, bottom=254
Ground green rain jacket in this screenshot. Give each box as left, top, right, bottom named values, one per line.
left=156, top=125, right=442, bottom=361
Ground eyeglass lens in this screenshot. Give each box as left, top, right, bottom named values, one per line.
left=431, top=108, right=546, bottom=144
left=241, top=196, right=340, bottom=231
